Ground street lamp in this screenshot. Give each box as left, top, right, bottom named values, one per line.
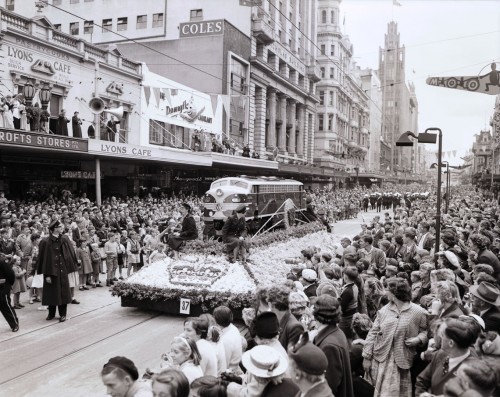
left=396, top=128, right=442, bottom=255
left=431, top=161, right=450, bottom=214
left=22, top=81, right=51, bottom=133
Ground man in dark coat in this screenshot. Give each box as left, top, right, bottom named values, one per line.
left=106, top=116, right=120, bottom=142
left=37, top=219, right=79, bottom=322
left=221, top=204, right=249, bottom=263
left=0, top=253, right=19, bottom=332
left=470, top=281, right=500, bottom=332
left=312, top=295, right=354, bottom=397
left=71, top=111, right=82, bottom=138
left=56, top=109, right=70, bottom=136
left=167, top=203, right=198, bottom=259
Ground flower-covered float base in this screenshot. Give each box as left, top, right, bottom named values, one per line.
left=112, top=223, right=341, bottom=316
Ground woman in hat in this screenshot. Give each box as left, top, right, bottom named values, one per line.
left=221, top=204, right=249, bottom=264
left=167, top=203, right=198, bottom=260
left=288, top=335, right=334, bottom=397
left=225, top=345, right=294, bottom=397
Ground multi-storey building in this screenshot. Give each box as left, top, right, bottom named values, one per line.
left=314, top=0, right=371, bottom=186
left=360, top=68, right=382, bottom=173
left=13, top=0, right=337, bottom=187
left=378, top=21, right=419, bottom=175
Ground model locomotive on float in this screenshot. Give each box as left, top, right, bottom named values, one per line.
left=203, top=176, right=306, bottom=233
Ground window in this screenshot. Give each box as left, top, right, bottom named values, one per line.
left=102, top=18, right=112, bottom=32
left=321, top=10, right=327, bottom=23
left=70, top=22, right=79, bottom=35
left=149, top=119, right=165, bottom=145
left=84, top=0, right=94, bottom=2
left=6, top=0, right=14, bottom=11
left=153, top=13, right=164, bottom=28
left=318, top=114, right=324, bottom=131
left=117, top=17, right=128, bottom=31
left=53, top=0, right=61, bottom=4
left=331, top=10, right=335, bottom=23
left=330, top=45, right=335, bottom=56
left=84, top=20, right=93, bottom=34
left=54, top=24, right=61, bottom=31
left=136, top=15, right=147, bottom=29
left=329, top=91, right=334, bottom=106
left=320, top=44, right=326, bottom=55
left=190, top=9, right=203, bottom=20
left=319, top=91, right=324, bottom=105
left=328, top=115, right=333, bottom=130
left=70, top=0, right=79, bottom=3
left=329, top=67, right=334, bottom=79
left=320, top=67, right=325, bottom=78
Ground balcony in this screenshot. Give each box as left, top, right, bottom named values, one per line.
left=252, top=16, right=274, bottom=45
left=307, top=64, right=321, bottom=82
left=360, top=127, right=369, bottom=134
left=349, top=119, right=358, bottom=128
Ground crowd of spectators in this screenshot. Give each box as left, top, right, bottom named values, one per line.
left=1, top=184, right=500, bottom=397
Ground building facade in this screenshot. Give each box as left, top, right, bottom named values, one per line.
left=378, top=21, right=419, bottom=175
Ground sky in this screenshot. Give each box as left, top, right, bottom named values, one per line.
left=339, top=0, right=500, bottom=160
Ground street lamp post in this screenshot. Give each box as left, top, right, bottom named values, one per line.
left=396, top=128, right=442, bottom=255
left=431, top=161, right=449, bottom=214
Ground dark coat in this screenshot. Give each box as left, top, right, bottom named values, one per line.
left=293, top=380, right=334, bottom=397
left=481, top=304, right=500, bottom=332
left=0, top=256, right=15, bottom=288
left=72, top=115, right=82, bottom=138
left=262, top=378, right=300, bottom=397
left=417, top=232, right=435, bottom=252
left=167, top=214, right=198, bottom=251
left=222, top=214, right=247, bottom=241
left=278, top=310, right=303, bottom=351
left=36, top=234, right=78, bottom=306
left=56, top=115, right=69, bottom=136
left=415, top=350, right=478, bottom=396
left=313, top=324, right=354, bottom=397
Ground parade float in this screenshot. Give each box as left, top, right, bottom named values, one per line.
left=111, top=222, right=340, bottom=317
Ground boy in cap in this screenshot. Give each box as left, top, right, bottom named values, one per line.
left=101, top=356, right=152, bottom=397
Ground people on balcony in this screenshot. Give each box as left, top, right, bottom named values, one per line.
left=72, top=111, right=83, bottom=139
left=56, top=109, right=70, bottom=136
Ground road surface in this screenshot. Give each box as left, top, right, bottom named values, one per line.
left=0, top=210, right=380, bottom=397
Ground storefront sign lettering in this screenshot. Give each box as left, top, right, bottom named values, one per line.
left=267, top=41, right=305, bottom=75
left=166, top=99, right=213, bottom=124
left=14, top=38, right=70, bottom=61
left=179, top=20, right=224, bottom=38
left=99, top=143, right=152, bottom=157
left=0, top=130, right=88, bottom=152
left=6, top=45, right=72, bottom=78
left=61, top=170, right=96, bottom=179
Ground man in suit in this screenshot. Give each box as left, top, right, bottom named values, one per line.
left=371, top=222, right=384, bottom=248
left=358, top=235, right=386, bottom=275
left=312, top=295, right=354, bottom=397
left=417, top=221, right=434, bottom=252
left=415, top=318, right=479, bottom=396
left=258, top=284, right=303, bottom=351
left=221, top=204, right=248, bottom=263
left=469, top=281, right=500, bottom=332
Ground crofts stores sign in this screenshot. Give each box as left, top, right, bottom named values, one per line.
left=179, top=20, right=224, bottom=38
left=0, top=130, right=88, bottom=152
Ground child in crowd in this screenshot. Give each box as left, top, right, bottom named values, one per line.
left=410, top=270, right=422, bottom=303
left=12, top=255, right=27, bottom=309
left=76, top=240, right=93, bottom=291
left=149, top=243, right=167, bottom=264
left=90, top=243, right=102, bottom=287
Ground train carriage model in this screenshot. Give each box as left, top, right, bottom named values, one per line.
left=203, top=176, right=306, bottom=230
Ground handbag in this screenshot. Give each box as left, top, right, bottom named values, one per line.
left=31, top=273, right=44, bottom=289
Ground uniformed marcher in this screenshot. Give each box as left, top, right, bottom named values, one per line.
left=0, top=253, right=19, bottom=332
left=37, top=219, right=79, bottom=322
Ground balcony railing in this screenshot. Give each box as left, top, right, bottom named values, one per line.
left=349, top=119, right=358, bottom=128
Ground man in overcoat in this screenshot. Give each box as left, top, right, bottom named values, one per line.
left=37, top=219, right=78, bottom=322
left=221, top=204, right=249, bottom=263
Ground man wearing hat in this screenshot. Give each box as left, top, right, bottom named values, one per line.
left=36, top=219, right=79, bottom=322
left=166, top=203, right=198, bottom=260
left=101, top=356, right=152, bottom=397
left=469, top=281, right=500, bottom=332
left=312, top=295, right=354, bottom=397
left=300, top=269, right=318, bottom=298
left=221, top=204, right=249, bottom=263
left=253, top=311, right=287, bottom=360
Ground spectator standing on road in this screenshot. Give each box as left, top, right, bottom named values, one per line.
left=0, top=254, right=19, bottom=332
left=37, top=219, right=79, bottom=323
